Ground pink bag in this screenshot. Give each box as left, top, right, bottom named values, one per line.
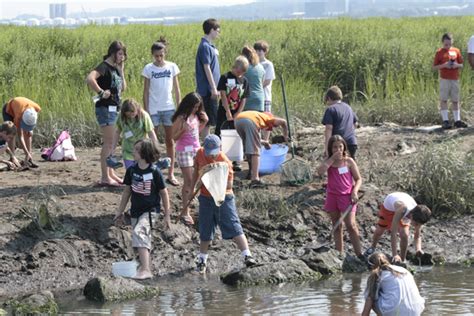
left=41, top=130, right=77, bottom=161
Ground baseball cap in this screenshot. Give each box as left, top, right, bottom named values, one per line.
left=21, top=108, right=38, bottom=132
left=203, top=134, right=221, bottom=156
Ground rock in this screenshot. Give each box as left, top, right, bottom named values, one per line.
left=160, top=225, right=193, bottom=250
left=300, top=248, right=343, bottom=275
left=8, top=291, right=58, bottom=315
left=220, top=259, right=321, bottom=287
left=83, top=277, right=160, bottom=302
left=342, top=255, right=368, bottom=273
left=407, top=252, right=434, bottom=266
left=107, top=227, right=134, bottom=259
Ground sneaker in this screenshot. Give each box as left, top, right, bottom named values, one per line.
left=156, top=157, right=171, bottom=170
left=196, top=258, right=207, bottom=274
left=364, top=247, right=375, bottom=258
left=106, top=155, right=123, bottom=169
left=442, top=120, right=452, bottom=130
left=249, top=179, right=265, bottom=189
left=232, top=161, right=242, bottom=172
left=454, top=120, right=468, bottom=128
left=244, top=255, right=258, bottom=267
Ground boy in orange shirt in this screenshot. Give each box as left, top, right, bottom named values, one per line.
left=432, top=33, right=467, bottom=129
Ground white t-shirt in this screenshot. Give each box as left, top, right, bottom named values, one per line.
left=260, top=59, right=275, bottom=102
left=142, top=61, right=180, bottom=113
left=468, top=35, right=474, bottom=54
left=383, top=192, right=417, bottom=214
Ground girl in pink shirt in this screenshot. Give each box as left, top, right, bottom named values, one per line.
left=317, top=135, right=362, bottom=257
left=172, top=92, right=208, bottom=225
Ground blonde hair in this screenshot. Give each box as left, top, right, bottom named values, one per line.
left=233, top=55, right=249, bottom=73
left=120, top=99, right=144, bottom=124
left=241, top=45, right=259, bottom=66
left=366, top=253, right=404, bottom=300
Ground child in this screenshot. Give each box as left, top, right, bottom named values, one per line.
left=241, top=46, right=265, bottom=112
left=192, top=134, right=257, bottom=273
left=2, top=97, right=41, bottom=168
left=171, top=92, right=208, bottom=226
left=321, top=86, right=358, bottom=159
left=432, top=33, right=467, bottom=129
left=254, top=40, right=275, bottom=142
left=317, top=135, right=363, bottom=258
left=114, top=139, right=171, bottom=280
left=0, top=121, right=20, bottom=170
left=111, top=99, right=158, bottom=169
left=214, top=55, right=249, bottom=137
left=142, top=37, right=181, bottom=186
left=362, top=253, right=425, bottom=316
left=364, top=192, right=432, bottom=264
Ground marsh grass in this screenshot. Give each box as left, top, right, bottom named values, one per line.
left=237, top=188, right=295, bottom=221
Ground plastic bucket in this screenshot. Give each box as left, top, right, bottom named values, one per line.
left=259, top=144, right=288, bottom=175
left=112, top=260, right=138, bottom=278
left=221, top=129, right=244, bottom=162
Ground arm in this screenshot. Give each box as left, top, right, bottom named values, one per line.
left=324, top=124, right=333, bottom=157
left=349, top=158, right=362, bottom=203
left=18, top=131, right=32, bottom=161
left=198, top=112, right=209, bottom=131
left=86, top=70, right=111, bottom=99
left=413, top=222, right=423, bottom=254
left=220, top=90, right=233, bottom=121
left=148, top=129, right=158, bottom=145
left=173, top=75, right=181, bottom=106
left=469, top=53, right=474, bottom=70
left=235, top=98, right=246, bottom=117
left=114, top=186, right=132, bottom=225
left=171, top=116, right=187, bottom=141
left=159, top=188, right=171, bottom=229
left=191, top=157, right=200, bottom=190
left=203, top=64, right=218, bottom=98
left=390, top=202, right=406, bottom=260
left=361, top=296, right=374, bottom=316
left=117, top=62, right=127, bottom=92
left=272, top=118, right=288, bottom=142
left=143, top=77, right=150, bottom=113
left=263, top=79, right=272, bottom=87
left=317, top=153, right=337, bottom=176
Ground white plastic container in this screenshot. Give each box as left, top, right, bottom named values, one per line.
left=221, top=129, right=244, bottom=161
left=112, top=260, right=138, bottom=278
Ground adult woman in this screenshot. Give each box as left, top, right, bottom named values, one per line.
left=87, top=41, right=127, bottom=186
left=241, top=46, right=265, bottom=112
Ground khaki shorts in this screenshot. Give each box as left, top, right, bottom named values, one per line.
left=131, top=212, right=154, bottom=250
left=439, top=79, right=460, bottom=102
left=235, top=118, right=261, bottom=156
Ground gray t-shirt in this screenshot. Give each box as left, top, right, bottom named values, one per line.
left=321, top=101, right=358, bottom=146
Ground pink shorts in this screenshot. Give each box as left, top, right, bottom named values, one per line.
left=324, top=193, right=357, bottom=213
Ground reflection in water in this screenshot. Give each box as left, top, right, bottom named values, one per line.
left=59, top=267, right=474, bottom=315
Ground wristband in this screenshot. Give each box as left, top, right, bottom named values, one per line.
left=98, top=89, right=104, bottom=97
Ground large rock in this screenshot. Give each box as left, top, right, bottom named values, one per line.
left=8, top=291, right=58, bottom=315
left=342, top=255, right=368, bottom=273
left=83, top=277, right=160, bottom=302
left=301, top=248, right=343, bottom=275
left=220, top=259, right=321, bottom=287
left=107, top=227, right=134, bottom=259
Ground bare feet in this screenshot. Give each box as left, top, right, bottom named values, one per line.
left=133, top=269, right=153, bottom=280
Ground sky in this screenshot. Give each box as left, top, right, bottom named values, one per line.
left=0, top=0, right=254, bottom=19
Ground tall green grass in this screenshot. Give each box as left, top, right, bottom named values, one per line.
left=0, top=17, right=473, bottom=146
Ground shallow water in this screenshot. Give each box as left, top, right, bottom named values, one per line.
left=59, top=266, right=474, bottom=315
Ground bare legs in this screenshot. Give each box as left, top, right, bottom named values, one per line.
left=328, top=210, right=362, bottom=256
left=180, top=166, right=194, bottom=221
left=163, top=126, right=177, bottom=183
left=100, top=125, right=121, bottom=184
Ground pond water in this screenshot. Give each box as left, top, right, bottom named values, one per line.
left=59, top=266, right=474, bottom=315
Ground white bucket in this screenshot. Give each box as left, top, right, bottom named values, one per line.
left=221, top=129, right=243, bottom=161
left=112, top=260, right=138, bottom=278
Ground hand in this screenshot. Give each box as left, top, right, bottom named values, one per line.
left=10, top=156, right=21, bottom=168
left=261, top=140, right=271, bottom=150
left=102, top=89, right=111, bottom=99
left=225, top=111, right=233, bottom=121
left=4, top=160, right=17, bottom=170
left=391, top=255, right=402, bottom=263
left=24, top=153, right=33, bottom=164
left=415, top=250, right=424, bottom=258
left=330, top=150, right=343, bottom=161
left=351, top=191, right=359, bottom=204
left=113, top=213, right=124, bottom=227
left=211, top=88, right=219, bottom=99
left=163, top=214, right=171, bottom=230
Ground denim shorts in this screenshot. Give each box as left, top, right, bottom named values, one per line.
left=95, top=106, right=118, bottom=127
left=202, top=94, right=218, bottom=126
left=198, top=194, right=244, bottom=241
left=151, top=110, right=175, bottom=127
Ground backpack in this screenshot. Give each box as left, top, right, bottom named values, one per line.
left=41, top=130, right=77, bottom=161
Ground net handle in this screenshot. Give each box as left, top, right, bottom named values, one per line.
left=279, top=74, right=295, bottom=158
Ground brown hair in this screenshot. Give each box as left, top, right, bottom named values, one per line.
left=172, top=92, right=205, bottom=123
left=120, top=99, right=144, bottom=124
left=241, top=45, right=259, bottom=66
left=325, top=85, right=343, bottom=102
left=203, top=18, right=220, bottom=35
left=411, top=204, right=431, bottom=224
left=233, top=55, right=249, bottom=73
left=441, top=33, right=453, bottom=42
left=134, top=139, right=160, bottom=164
left=327, top=135, right=348, bottom=158
left=254, top=40, right=270, bottom=54
left=366, top=253, right=404, bottom=300
left=151, top=36, right=167, bottom=53
left=0, top=121, right=16, bottom=136
left=103, top=40, right=127, bottom=62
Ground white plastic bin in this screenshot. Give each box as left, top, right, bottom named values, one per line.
left=112, top=260, right=138, bottom=278
left=221, top=129, right=244, bottom=162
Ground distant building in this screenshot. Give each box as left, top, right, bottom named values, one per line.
left=49, top=3, right=67, bottom=19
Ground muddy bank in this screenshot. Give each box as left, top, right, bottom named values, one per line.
left=0, top=123, right=472, bottom=301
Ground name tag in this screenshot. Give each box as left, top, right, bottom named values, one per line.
left=124, top=131, right=133, bottom=139
left=108, top=106, right=117, bottom=112
left=142, top=173, right=153, bottom=181
left=215, top=48, right=219, bottom=56
left=184, top=145, right=194, bottom=152
left=338, top=166, right=349, bottom=174
left=227, top=79, right=236, bottom=87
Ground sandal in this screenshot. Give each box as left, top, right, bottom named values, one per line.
left=180, top=215, right=195, bottom=226
left=166, top=178, right=180, bottom=187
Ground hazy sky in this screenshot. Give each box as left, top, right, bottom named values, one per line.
left=0, top=0, right=254, bottom=19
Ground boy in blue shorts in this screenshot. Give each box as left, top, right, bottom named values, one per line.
left=192, top=134, right=257, bottom=273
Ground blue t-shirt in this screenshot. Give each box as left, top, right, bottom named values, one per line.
left=243, top=64, right=265, bottom=112
left=321, top=101, right=358, bottom=146
left=195, top=37, right=220, bottom=97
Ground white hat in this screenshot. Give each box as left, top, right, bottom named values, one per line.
left=21, top=108, right=38, bottom=132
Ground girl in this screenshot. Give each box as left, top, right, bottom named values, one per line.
left=241, top=46, right=265, bottom=112
left=171, top=92, right=208, bottom=226
left=87, top=40, right=127, bottom=187
left=362, top=253, right=425, bottom=316
left=114, top=139, right=171, bottom=280
left=142, top=37, right=181, bottom=186
left=317, top=135, right=362, bottom=257
left=111, top=99, right=158, bottom=169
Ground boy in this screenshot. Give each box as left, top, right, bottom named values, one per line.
left=2, top=97, right=41, bottom=167
left=322, top=86, right=358, bottom=159
left=192, top=134, right=257, bottom=273
left=364, top=192, right=432, bottom=264
left=0, top=121, right=20, bottom=169
left=432, top=33, right=467, bottom=129
left=195, top=18, right=221, bottom=137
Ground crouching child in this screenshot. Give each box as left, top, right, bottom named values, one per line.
left=193, top=134, right=257, bottom=273
left=114, top=139, right=171, bottom=279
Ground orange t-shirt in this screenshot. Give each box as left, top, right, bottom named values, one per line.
left=433, top=47, right=463, bottom=80
left=194, top=148, right=234, bottom=197
left=235, top=111, right=275, bottom=129
left=5, top=97, right=41, bottom=129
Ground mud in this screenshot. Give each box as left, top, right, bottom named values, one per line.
left=0, top=123, right=472, bottom=301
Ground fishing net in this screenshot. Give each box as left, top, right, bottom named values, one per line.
left=280, top=156, right=313, bottom=186
left=200, top=162, right=229, bottom=206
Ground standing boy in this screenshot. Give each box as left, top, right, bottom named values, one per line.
left=322, top=86, right=358, bottom=159
left=192, top=135, right=257, bottom=273
left=432, top=33, right=467, bottom=129
left=2, top=97, right=41, bottom=167
left=195, top=18, right=221, bottom=137
left=364, top=192, right=432, bottom=264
